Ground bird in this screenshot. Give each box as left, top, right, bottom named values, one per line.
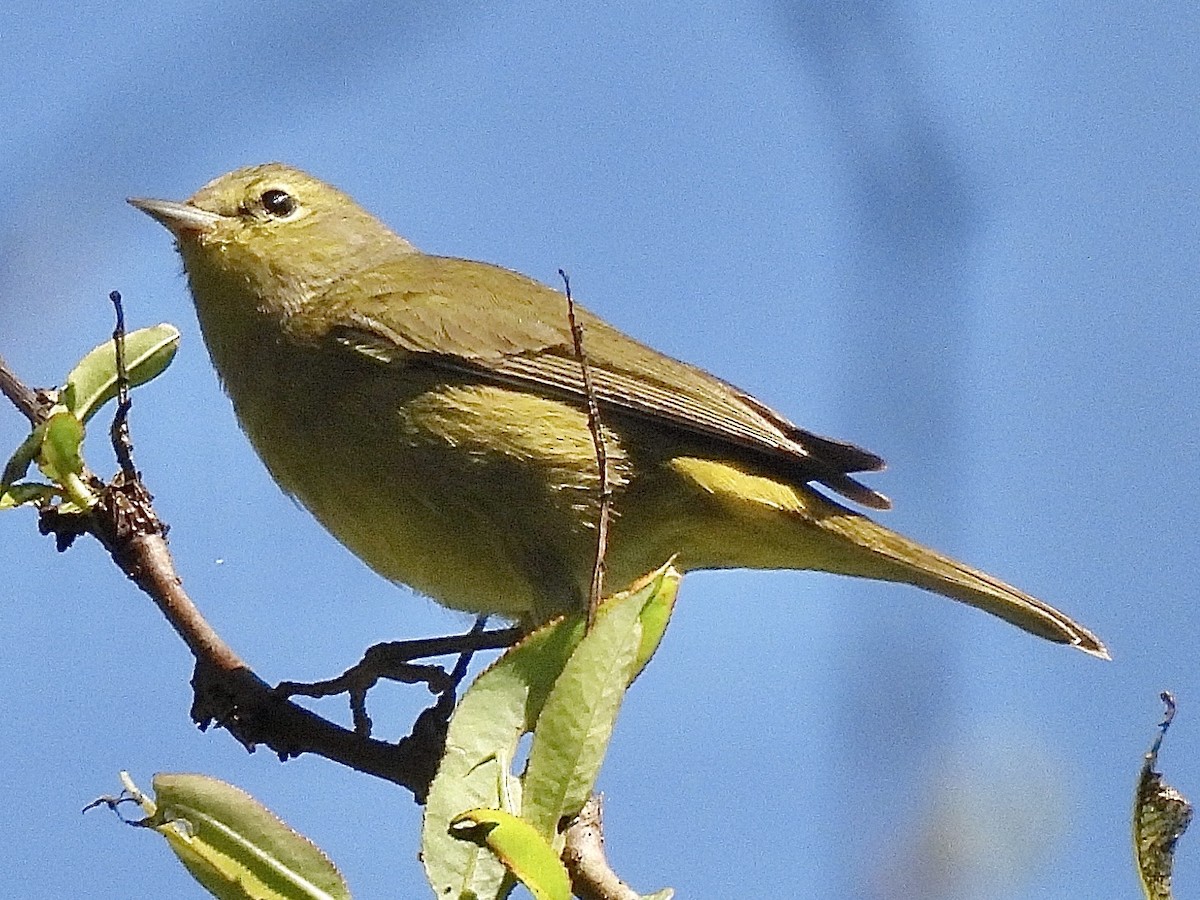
left=128, top=163, right=1107, bottom=659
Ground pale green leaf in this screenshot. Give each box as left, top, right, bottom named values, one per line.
left=62, top=323, right=180, bottom=422
left=38, top=412, right=84, bottom=484
left=519, top=567, right=677, bottom=843
left=518, top=590, right=644, bottom=841
left=627, top=565, right=681, bottom=680
left=449, top=808, right=571, bottom=900
left=35, top=410, right=96, bottom=507
left=422, top=564, right=678, bottom=900
left=423, top=619, right=585, bottom=900
left=125, top=772, right=350, bottom=900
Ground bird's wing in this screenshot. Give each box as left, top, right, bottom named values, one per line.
left=320, top=254, right=890, bottom=509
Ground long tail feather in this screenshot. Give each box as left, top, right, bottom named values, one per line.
left=665, top=456, right=1109, bottom=658
left=812, top=504, right=1109, bottom=659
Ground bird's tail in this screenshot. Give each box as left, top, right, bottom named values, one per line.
left=666, top=457, right=1109, bottom=658
left=808, top=501, right=1109, bottom=658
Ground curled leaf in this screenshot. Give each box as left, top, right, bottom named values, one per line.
left=1134, top=693, right=1192, bottom=900
left=450, top=808, right=571, bottom=900
left=62, top=323, right=180, bottom=422
left=36, top=411, right=95, bottom=508
left=626, top=565, right=680, bottom=679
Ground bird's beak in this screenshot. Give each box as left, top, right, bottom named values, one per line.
left=127, top=197, right=223, bottom=236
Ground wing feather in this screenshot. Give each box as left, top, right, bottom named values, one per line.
left=319, top=254, right=890, bottom=509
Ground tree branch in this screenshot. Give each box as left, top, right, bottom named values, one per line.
left=0, top=351, right=50, bottom=423
left=564, top=795, right=646, bottom=900
left=0, top=350, right=506, bottom=801
left=4, top=338, right=649, bottom=895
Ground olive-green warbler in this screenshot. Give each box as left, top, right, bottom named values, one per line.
left=129, top=163, right=1106, bottom=658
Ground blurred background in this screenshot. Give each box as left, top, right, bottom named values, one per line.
left=1, top=2, right=1197, bottom=897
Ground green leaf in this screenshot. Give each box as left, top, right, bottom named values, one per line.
left=518, top=567, right=677, bottom=845
left=3, top=421, right=49, bottom=486
left=38, top=412, right=85, bottom=484
left=423, top=618, right=586, bottom=900
left=422, top=564, right=679, bottom=900
left=36, top=410, right=96, bottom=508
left=0, top=482, right=56, bottom=510
left=627, top=566, right=681, bottom=680
left=449, top=808, right=572, bottom=900
left=62, top=323, right=180, bottom=422
left=119, top=772, right=350, bottom=900
left=519, top=584, right=646, bottom=842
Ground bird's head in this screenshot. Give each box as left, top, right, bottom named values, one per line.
left=130, top=163, right=415, bottom=312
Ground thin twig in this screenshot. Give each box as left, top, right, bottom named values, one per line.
left=560, top=269, right=612, bottom=630
left=108, top=290, right=136, bottom=477
left=1148, top=690, right=1178, bottom=763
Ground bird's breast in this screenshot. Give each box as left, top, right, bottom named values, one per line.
left=214, top=333, right=631, bottom=620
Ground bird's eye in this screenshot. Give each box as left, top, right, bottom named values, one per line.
left=260, top=188, right=297, bottom=218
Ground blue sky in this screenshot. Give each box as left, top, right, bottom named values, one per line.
left=2, top=3, right=1198, bottom=898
